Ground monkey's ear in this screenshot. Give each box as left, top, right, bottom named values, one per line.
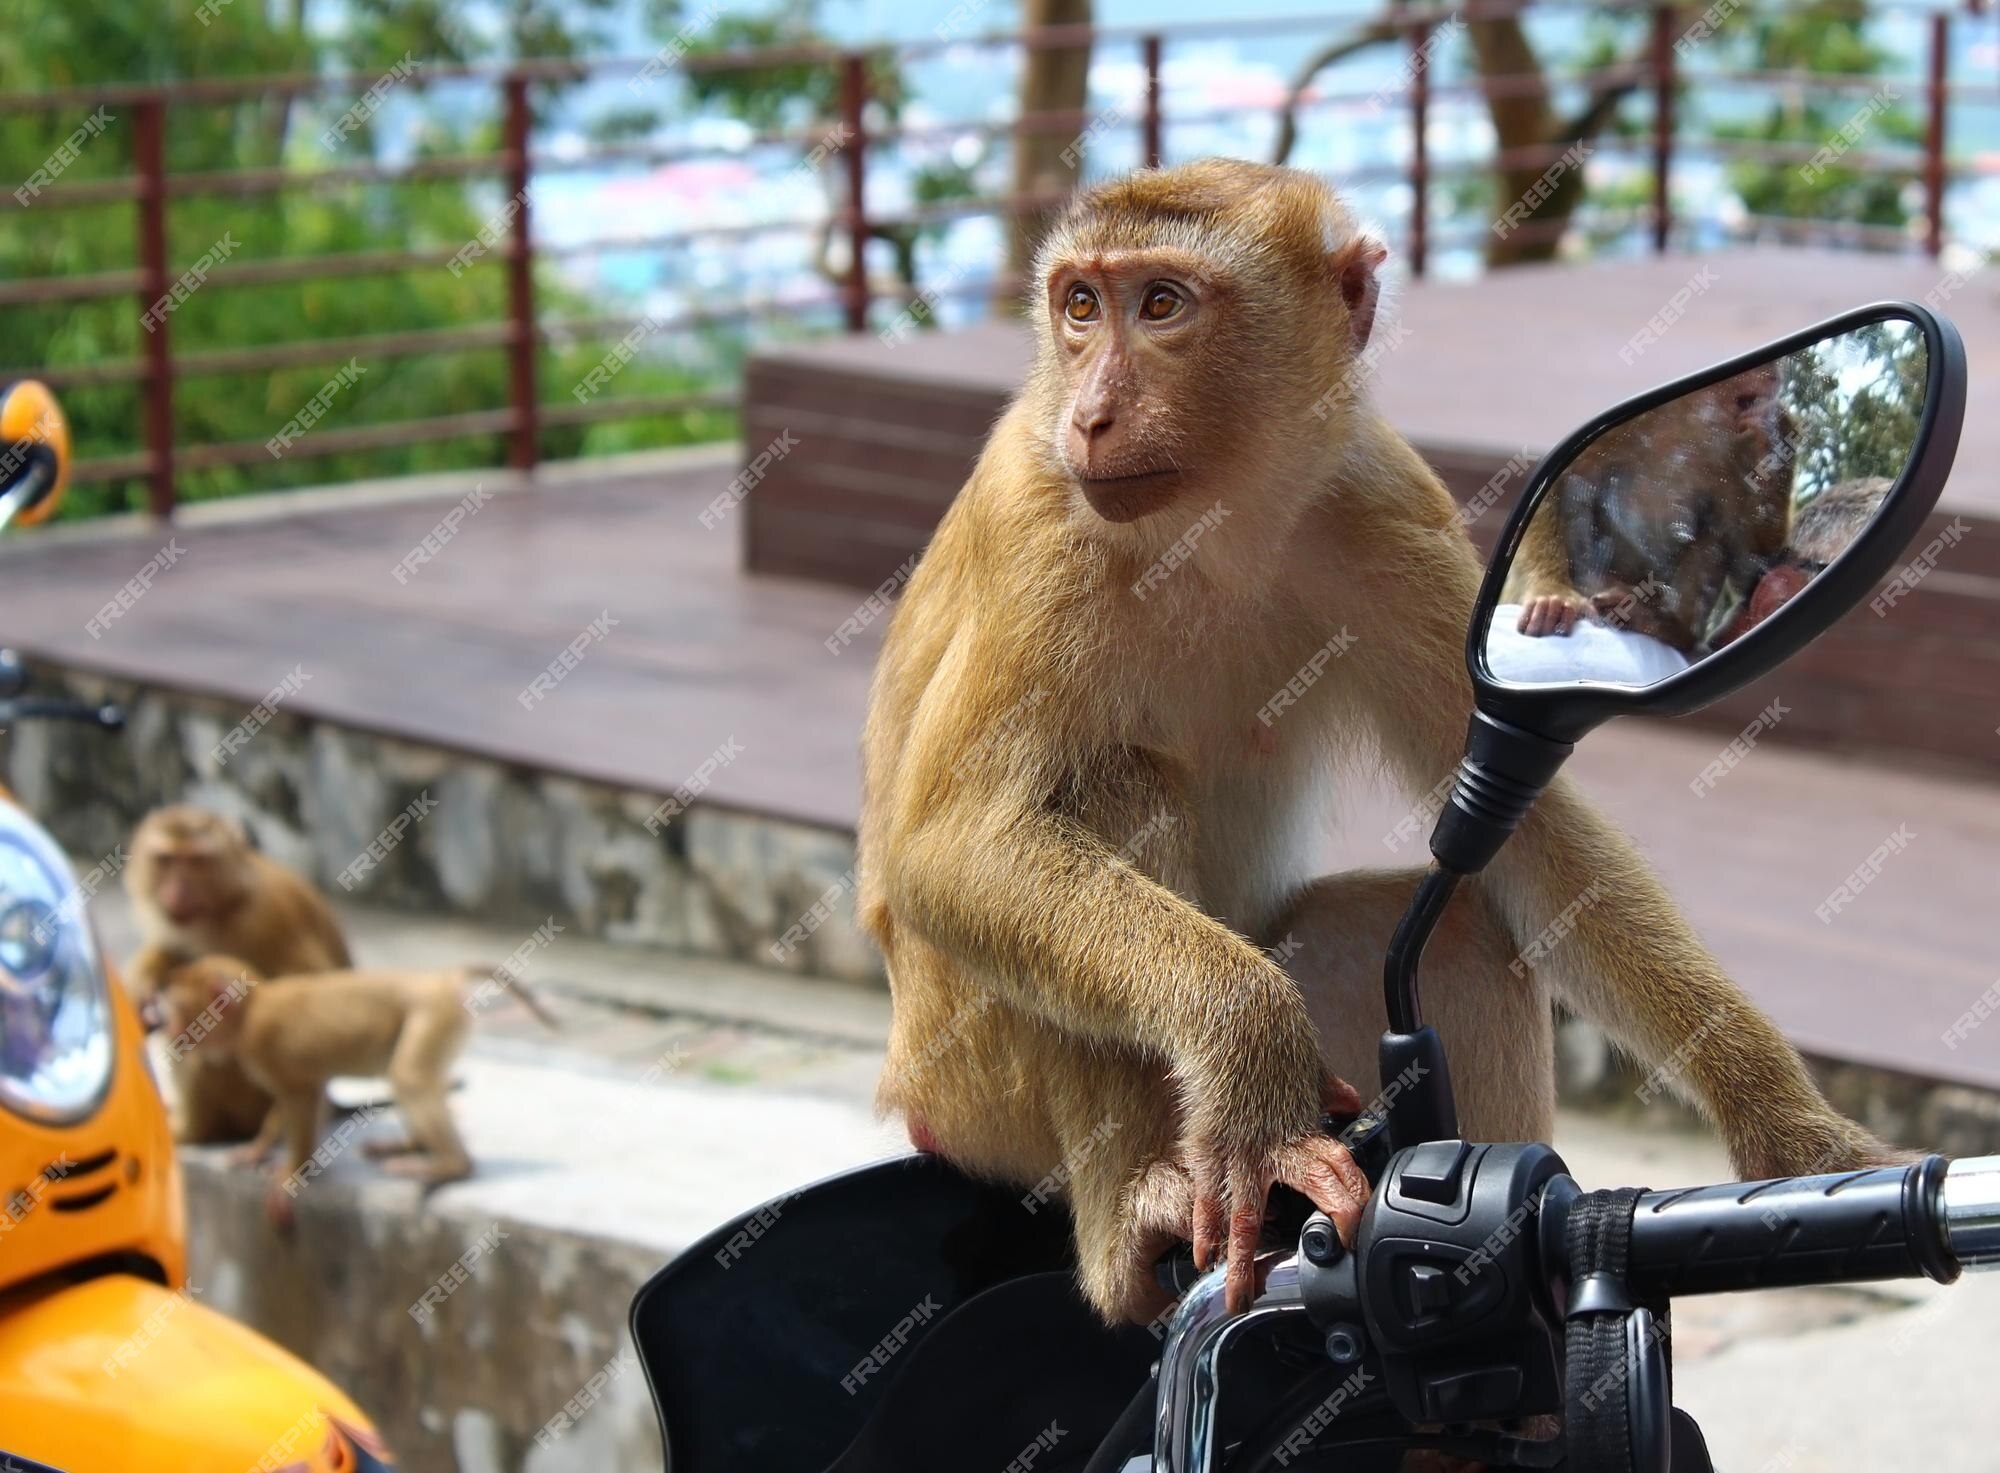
left=1331, top=234, right=1389, bottom=351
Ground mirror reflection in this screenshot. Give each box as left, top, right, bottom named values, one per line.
left=1484, top=319, right=1927, bottom=688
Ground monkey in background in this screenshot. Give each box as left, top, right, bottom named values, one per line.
left=1506, top=361, right=1797, bottom=653
left=859, top=161, right=1894, bottom=1325
left=152, top=955, right=554, bottom=1228
left=124, top=805, right=351, bottom=1142
left=1711, top=475, right=1891, bottom=649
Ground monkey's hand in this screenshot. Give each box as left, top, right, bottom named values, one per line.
left=1516, top=590, right=1585, bottom=637
left=1183, top=1010, right=1368, bottom=1312
left=263, top=1180, right=297, bottom=1232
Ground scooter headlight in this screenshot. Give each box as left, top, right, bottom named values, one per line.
left=0, top=805, right=113, bottom=1122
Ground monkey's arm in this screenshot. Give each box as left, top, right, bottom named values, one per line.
left=1499, top=472, right=1590, bottom=637
left=884, top=734, right=1367, bottom=1307
left=1338, top=468, right=1890, bottom=1178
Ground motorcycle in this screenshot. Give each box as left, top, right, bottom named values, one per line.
left=0, top=380, right=394, bottom=1471
left=627, top=301, right=1991, bottom=1471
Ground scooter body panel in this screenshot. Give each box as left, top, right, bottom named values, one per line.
left=0, top=1273, right=391, bottom=1472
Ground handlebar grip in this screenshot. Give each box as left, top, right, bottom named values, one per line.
left=1626, top=1155, right=1958, bottom=1299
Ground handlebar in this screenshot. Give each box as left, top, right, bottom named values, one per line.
left=1623, top=1154, right=1999, bottom=1300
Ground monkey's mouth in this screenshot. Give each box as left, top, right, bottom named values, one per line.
left=1077, top=469, right=1183, bottom=524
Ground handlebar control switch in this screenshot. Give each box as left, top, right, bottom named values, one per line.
left=1356, top=1141, right=1571, bottom=1430
left=1398, top=1140, right=1473, bottom=1205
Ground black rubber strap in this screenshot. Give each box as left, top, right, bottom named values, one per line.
left=1563, top=1186, right=1650, bottom=1473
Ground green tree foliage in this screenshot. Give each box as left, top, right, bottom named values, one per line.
left=1702, top=0, right=1920, bottom=232
left=1783, top=319, right=1926, bottom=501
left=1, top=0, right=732, bottom=519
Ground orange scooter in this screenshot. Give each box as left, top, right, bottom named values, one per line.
left=0, top=380, right=393, bottom=1471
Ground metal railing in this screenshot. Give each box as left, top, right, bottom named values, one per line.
left=0, top=0, right=1987, bottom=516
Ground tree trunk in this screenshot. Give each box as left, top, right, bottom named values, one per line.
left=1003, top=0, right=1093, bottom=308
left=1467, top=15, right=1574, bottom=268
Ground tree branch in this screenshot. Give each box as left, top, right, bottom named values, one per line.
left=1270, top=19, right=1403, bottom=165
left=1558, top=76, right=1642, bottom=145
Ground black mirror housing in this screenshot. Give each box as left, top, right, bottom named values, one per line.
left=1429, top=301, right=1965, bottom=875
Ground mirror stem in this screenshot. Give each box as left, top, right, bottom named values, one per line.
left=1429, top=710, right=1575, bottom=875
left=1375, top=716, right=1573, bottom=1150
left=1378, top=867, right=1463, bottom=1149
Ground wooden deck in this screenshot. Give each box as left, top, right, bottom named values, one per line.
left=743, top=247, right=2000, bottom=771
left=1, top=456, right=1998, bottom=1096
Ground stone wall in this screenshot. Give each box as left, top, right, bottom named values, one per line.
left=4, top=660, right=883, bottom=985
left=186, top=1155, right=663, bottom=1473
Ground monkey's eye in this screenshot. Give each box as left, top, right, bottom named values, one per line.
left=1140, top=283, right=1185, bottom=322
left=1064, top=285, right=1100, bottom=324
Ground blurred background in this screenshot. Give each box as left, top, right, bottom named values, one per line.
left=3, top=2, right=2000, bottom=1471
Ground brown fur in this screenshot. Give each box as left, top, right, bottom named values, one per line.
left=124, top=805, right=352, bottom=1143
left=1504, top=363, right=1796, bottom=650
left=156, top=956, right=480, bottom=1228
left=858, top=160, right=1893, bottom=1324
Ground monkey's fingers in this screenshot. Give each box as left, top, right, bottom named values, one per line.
left=1320, top=1073, right=1364, bottom=1118
left=1274, top=1137, right=1368, bottom=1248
left=1517, top=595, right=1579, bottom=638
left=1191, top=1167, right=1226, bottom=1276
left=1222, top=1160, right=1273, bottom=1313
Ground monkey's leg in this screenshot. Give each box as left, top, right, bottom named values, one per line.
left=1069, top=1144, right=1196, bottom=1327
left=180, top=1056, right=274, bottom=1145
left=379, top=1088, right=472, bottom=1187
left=257, top=1091, right=325, bottom=1231
left=1267, top=869, right=1556, bottom=1147
left=381, top=1007, right=473, bottom=1187
left=229, top=1099, right=287, bottom=1168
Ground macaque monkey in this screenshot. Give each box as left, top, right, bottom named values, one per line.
left=153, top=956, right=555, bottom=1228
left=124, top=805, right=351, bottom=1142
left=858, top=161, right=1893, bottom=1324
left=1505, top=362, right=1797, bottom=652
left=1712, top=475, right=1889, bottom=648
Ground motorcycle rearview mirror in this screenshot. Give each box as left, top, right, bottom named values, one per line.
left=1374, top=302, right=1966, bottom=1150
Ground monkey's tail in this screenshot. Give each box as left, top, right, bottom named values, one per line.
left=466, top=964, right=562, bottom=1031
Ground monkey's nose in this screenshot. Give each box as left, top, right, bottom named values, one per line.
left=1073, top=404, right=1115, bottom=441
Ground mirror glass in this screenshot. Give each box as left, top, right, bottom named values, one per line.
left=1482, top=319, right=1928, bottom=688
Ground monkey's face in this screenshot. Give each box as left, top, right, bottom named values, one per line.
left=1035, top=163, right=1389, bottom=535
left=157, top=957, right=256, bottom=1048
left=1045, top=254, right=1217, bottom=524
left=129, top=807, right=250, bottom=925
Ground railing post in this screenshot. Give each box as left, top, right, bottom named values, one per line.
left=1925, top=10, right=1949, bottom=258
left=1142, top=34, right=1164, bottom=169
left=1651, top=4, right=1676, bottom=254
left=1408, top=20, right=1429, bottom=279
left=841, top=53, right=870, bottom=334
left=133, top=93, right=174, bottom=518
left=502, top=72, right=539, bottom=472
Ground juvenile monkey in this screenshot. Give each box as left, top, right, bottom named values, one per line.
left=1506, top=362, right=1797, bottom=651
left=124, top=805, right=352, bottom=1142
left=859, top=160, right=1893, bottom=1324
left=154, top=956, right=554, bottom=1227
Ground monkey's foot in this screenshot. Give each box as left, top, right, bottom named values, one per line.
left=381, top=1154, right=473, bottom=1188
left=228, top=1143, right=273, bottom=1169
left=362, top=1134, right=419, bottom=1160
left=1739, top=1112, right=1914, bottom=1180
